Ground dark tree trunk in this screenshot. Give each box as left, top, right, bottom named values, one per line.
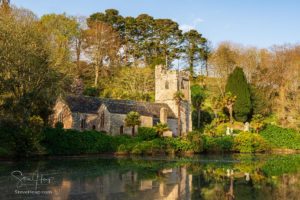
left=205, top=60, right=209, bottom=77
left=228, top=105, right=233, bottom=124
left=197, top=108, right=201, bottom=129
left=132, top=126, right=135, bottom=136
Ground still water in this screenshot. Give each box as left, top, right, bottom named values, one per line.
left=1, top=154, right=300, bottom=200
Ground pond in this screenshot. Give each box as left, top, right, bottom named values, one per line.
left=1, top=154, right=300, bottom=200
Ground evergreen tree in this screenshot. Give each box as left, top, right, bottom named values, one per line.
left=225, top=67, right=252, bottom=122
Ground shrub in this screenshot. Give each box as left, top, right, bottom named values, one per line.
left=137, top=127, right=158, bottom=140
left=260, top=125, right=300, bottom=149
left=187, top=131, right=204, bottom=153
left=9, top=116, right=45, bottom=157
left=251, top=114, right=265, bottom=133
left=204, top=124, right=216, bottom=137
left=203, top=136, right=234, bottom=152
left=154, top=123, right=169, bottom=136
left=117, top=144, right=128, bottom=153
left=42, top=128, right=114, bottom=155
left=83, top=87, right=99, bottom=97
left=55, top=121, right=64, bottom=129
left=131, top=144, right=143, bottom=154
left=215, top=123, right=228, bottom=136
left=233, top=132, right=269, bottom=153
left=164, top=137, right=197, bottom=153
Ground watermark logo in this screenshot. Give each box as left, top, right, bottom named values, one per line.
left=11, top=170, right=55, bottom=195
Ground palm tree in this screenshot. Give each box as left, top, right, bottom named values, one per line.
left=125, top=111, right=141, bottom=136
left=191, top=85, right=206, bottom=129
left=222, top=92, right=236, bottom=124
left=173, top=91, right=184, bottom=136
left=154, top=123, right=169, bottom=136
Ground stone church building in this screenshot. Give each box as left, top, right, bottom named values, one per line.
left=51, top=65, right=192, bottom=136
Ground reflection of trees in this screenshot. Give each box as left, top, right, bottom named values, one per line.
left=226, top=175, right=234, bottom=200
left=2, top=155, right=300, bottom=200
left=190, top=155, right=300, bottom=200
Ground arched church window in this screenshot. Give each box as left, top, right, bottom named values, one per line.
left=100, top=112, right=105, bottom=128
left=80, top=118, right=86, bottom=129
left=58, top=112, right=63, bottom=123
left=165, top=81, right=169, bottom=89
left=181, top=80, right=185, bottom=89
left=120, top=126, right=124, bottom=135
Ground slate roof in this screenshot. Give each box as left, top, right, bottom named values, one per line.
left=63, top=95, right=177, bottom=119
left=65, top=95, right=102, bottom=114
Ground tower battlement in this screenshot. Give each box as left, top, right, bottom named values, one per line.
left=155, top=65, right=191, bottom=103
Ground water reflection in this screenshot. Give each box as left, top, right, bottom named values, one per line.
left=1, top=154, right=300, bottom=200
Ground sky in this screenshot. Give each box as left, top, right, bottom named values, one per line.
left=12, top=0, right=300, bottom=48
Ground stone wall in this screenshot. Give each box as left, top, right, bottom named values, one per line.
left=109, top=113, right=153, bottom=136
left=109, top=113, right=135, bottom=136
left=72, top=113, right=98, bottom=131
left=167, top=118, right=178, bottom=136
left=97, top=104, right=112, bottom=133
left=51, top=100, right=73, bottom=129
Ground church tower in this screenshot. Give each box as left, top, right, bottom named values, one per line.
left=155, top=65, right=192, bottom=135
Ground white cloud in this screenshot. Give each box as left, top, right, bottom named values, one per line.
left=180, top=18, right=205, bottom=32
left=194, top=18, right=204, bottom=24
left=179, top=24, right=195, bottom=32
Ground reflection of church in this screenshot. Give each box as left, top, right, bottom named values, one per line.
left=48, top=167, right=192, bottom=200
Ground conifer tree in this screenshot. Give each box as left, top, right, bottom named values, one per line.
left=225, top=67, right=251, bottom=122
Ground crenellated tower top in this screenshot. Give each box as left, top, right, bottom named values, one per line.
left=155, top=65, right=191, bottom=103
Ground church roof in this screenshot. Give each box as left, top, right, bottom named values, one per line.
left=63, top=95, right=177, bottom=119
left=65, top=95, right=102, bottom=114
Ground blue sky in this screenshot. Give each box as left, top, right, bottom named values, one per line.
left=13, top=0, right=300, bottom=48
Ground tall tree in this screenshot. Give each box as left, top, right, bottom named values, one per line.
left=73, top=16, right=87, bottom=77
left=84, top=21, right=120, bottom=87
left=88, top=9, right=125, bottom=33
left=208, top=42, right=237, bottom=95
left=103, top=66, right=154, bottom=101
left=182, top=29, right=207, bottom=77
left=225, top=67, right=251, bottom=122
left=200, top=41, right=211, bottom=76
left=191, top=85, right=206, bottom=129
left=40, top=14, right=79, bottom=74
left=154, top=19, right=182, bottom=68
left=135, top=14, right=155, bottom=65
left=0, top=8, right=62, bottom=123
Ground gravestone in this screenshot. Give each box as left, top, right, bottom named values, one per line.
left=244, top=122, right=250, bottom=132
